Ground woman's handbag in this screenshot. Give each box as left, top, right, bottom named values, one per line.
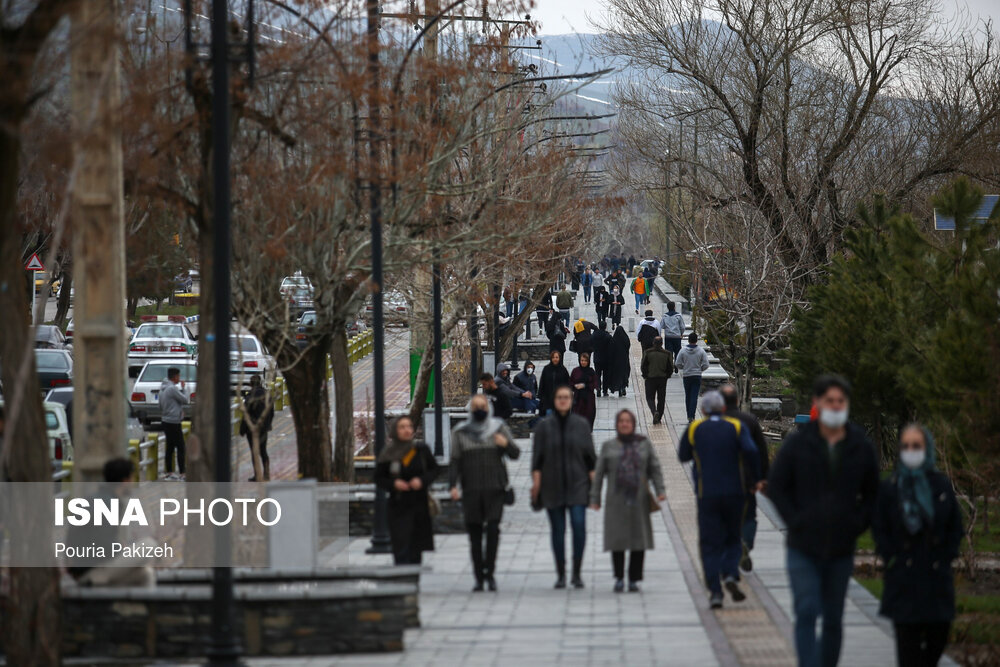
left=504, top=485, right=516, bottom=506
left=648, top=490, right=661, bottom=514
left=569, top=339, right=578, bottom=352
left=427, top=494, right=441, bottom=518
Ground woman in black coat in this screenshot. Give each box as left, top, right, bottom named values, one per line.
left=872, top=424, right=963, bottom=667
left=545, top=309, right=568, bottom=354
left=538, top=349, right=571, bottom=415
left=605, top=325, right=631, bottom=396
left=374, top=416, right=440, bottom=564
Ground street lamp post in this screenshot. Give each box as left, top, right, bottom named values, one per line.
left=207, top=0, right=240, bottom=664
left=432, top=254, right=444, bottom=458
left=366, top=0, right=392, bottom=554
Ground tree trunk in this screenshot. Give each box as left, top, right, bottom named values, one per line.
left=497, top=279, right=551, bottom=362
left=283, top=344, right=333, bottom=481
left=408, top=343, right=435, bottom=424
left=189, top=217, right=215, bottom=483
left=330, top=328, right=355, bottom=482
left=54, top=265, right=72, bottom=327
left=127, top=295, right=139, bottom=318
left=0, top=126, right=62, bottom=667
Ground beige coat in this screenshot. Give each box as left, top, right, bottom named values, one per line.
left=590, top=437, right=665, bottom=552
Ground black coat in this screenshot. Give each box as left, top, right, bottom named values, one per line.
left=573, top=321, right=597, bottom=354
left=538, top=362, right=571, bottom=414
left=767, top=421, right=879, bottom=559
left=608, top=293, right=625, bottom=322
left=591, top=330, right=612, bottom=369
left=485, top=386, right=514, bottom=419
left=513, top=369, right=538, bottom=397
left=605, top=327, right=631, bottom=392
left=872, top=471, right=963, bottom=623
left=531, top=412, right=597, bottom=508
left=374, top=443, right=439, bottom=560
left=594, top=289, right=610, bottom=317
left=727, top=408, right=770, bottom=482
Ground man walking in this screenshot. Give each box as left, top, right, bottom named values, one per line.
left=556, top=284, right=574, bottom=328
left=660, top=301, right=685, bottom=356
left=718, top=384, right=769, bottom=572
left=678, top=391, right=760, bottom=609
left=594, top=286, right=609, bottom=329
left=629, top=274, right=646, bottom=314
left=581, top=267, right=594, bottom=303
left=674, top=332, right=709, bottom=421
left=608, top=287, right=625, bottom=328
left=640, top=337, right=673, bottom=424
left=767, top=375, right=879, bottom=667
left=159, top=367, right=189, bottom=476
left=591, top=321, right=613, bottom=397
left=636, top=309, right=661, bottom=351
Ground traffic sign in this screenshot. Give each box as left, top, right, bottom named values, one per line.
left=25, top=253, right=44, bottom=271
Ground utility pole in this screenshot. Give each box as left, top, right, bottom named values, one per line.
left=70, top=0, right=126, bottom=481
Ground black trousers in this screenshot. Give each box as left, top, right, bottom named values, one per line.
left=644, top=377, right=667, bottom=416
left=612, top=550, right=645, bottom=582
left=467, top=520, right=500, bottom=581
left=163, top=422, right=186, bottom=474
left=894, top=622, right=950, bottom=667
left=595, top=366, right=608, bottom=393
left=245, top=430, right=270, bottom=464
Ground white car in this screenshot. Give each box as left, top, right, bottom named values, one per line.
left=231, top=333, right=276, bottom=392
left=127, top=316, right=198, bottom=377
left=129, top=360, right=198, bottom=425
left=279, top=273, right=313, bottom=298
left=0, top=400, right=74, bottom=464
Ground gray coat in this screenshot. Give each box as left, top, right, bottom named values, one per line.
left=590, top=437, right=665, bottom=552
left=531, top=413, right=596, bottom=508
left=158, top=379, right=190, bottom=424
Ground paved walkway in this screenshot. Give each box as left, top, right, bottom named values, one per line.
left=239, top=286, right=910, bottom=666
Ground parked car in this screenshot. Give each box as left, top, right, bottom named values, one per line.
left=287, top=287, right=314, bottom=319
left=127, top=316, right=198, bottom=377
left=33, top=271, right=60, bottom=296
left=65, top=318, right=74, bottom=342
left=279, top=273, right=313, bottom=298
left=45, top=387, right=145, bottom=444
left=295, top=310, right=317, bottom=350
left=365, top=290, right=409, bottom=326
left=35, top=325, right=70, bottom=349
left=129, top=359, right=198, bottom=425
left=35, top=349, right=73, bottom=391
left=1, top=399, right=74, bottom=464
left=231, top=333, right=276, bottom=392
left=346, top=318, right=368, bottom=337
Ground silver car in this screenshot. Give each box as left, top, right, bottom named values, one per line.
left=231, top=334, right=276, bottom=393
left=127, top=318, right=198, bottom=377
left=129, top=360, right=198, bottom=425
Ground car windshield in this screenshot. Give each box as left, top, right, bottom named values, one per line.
left=301, top=313, right=317, bottom=326
left=231, top=336, right=259, bottom=353
left=35, top=351, right=69, bottom=370
left=139, top=364, right=197, bottom=382
left=45, top=410, right=59, bottom=430
left=35, top=326, right=58, bottom=340
left=135, top=325, right=184, bottom=340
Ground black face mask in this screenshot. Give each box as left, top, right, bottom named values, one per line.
left=472, top=409, right=489, bottom=422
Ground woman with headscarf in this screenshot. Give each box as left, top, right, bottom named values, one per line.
left=572, top=318, right=597, bottom=356
left=449, top=394, right=520, bottom=592
left=570, top=352, right=599, bottom=429
left=605, top=325, right=632, bottom=397
left=373, top=416, right=440, bottom=565
left=590, top=410, right=665, bottom=592
left=538, top=349, right=571, bottom=416
left=545, top=307, right=568, bottom=354
left=872, top=424, right=963, bottom=667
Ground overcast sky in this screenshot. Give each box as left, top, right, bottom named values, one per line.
left=531, top=0, right=1000, bottom=35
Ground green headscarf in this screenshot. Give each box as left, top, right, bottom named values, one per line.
left=896, top=425, right=936, bottom=535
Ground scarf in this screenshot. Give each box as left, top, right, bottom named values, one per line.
left=378, top=418, right=417, bottom=463
left=897, top=427, right=937, bottom=535
left=616, top=432, right=643, bottom=504
left=457, top=400, right=503, bottom=441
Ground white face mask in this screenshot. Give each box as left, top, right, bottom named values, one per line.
left=526, top=368, right=534, bottom=375
left=900, top=449, right=926, bottom=469
left=819, top=408, right=849, bottom=429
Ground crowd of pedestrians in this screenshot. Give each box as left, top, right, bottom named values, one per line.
left=380, top=265, right=965, bottom=667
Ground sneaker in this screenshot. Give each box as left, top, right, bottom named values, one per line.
left=740, top=545, right=753, bottom=573
left=628, top=581, right=640, bottom=593
left=613, top=578, right=625, bottom=593
left=486, top=576, right=497, bottom=592
left=710, top=592, right=724, bottom=609
left=724, top=576, right=746, bottom=602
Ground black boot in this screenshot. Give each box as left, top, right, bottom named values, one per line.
left=571, top=559, right=584, bottom=589
left=554, top=561, right=566, bottom=589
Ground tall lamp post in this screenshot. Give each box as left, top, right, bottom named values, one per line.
left=207, top=0, right=240, bottom=663
left=432, top=253, right=444, bottom=457
left=366, top=0, right=392, bottom=554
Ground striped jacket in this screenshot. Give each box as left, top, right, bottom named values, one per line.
left=448, top=424, right=520, bottom=491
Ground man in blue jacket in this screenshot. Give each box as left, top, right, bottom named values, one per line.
left=678, top=391, right=760, bottom=609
